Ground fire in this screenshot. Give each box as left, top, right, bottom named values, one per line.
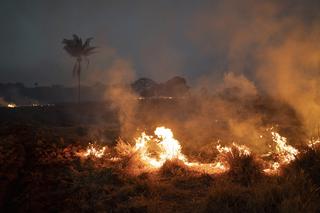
left=78, top=143, right=107, bottom=158
left=263, top=132, right=299, bottom=174
left=308, top=138, right=320, bottom=147
left=134, top=127, right=187, bottom=168
left=132, top=128, right=300, bottom=175
left=7, top=103, right=16, bottom=108
left=76, top=126, right=302, bottom=176
left=133, top=127, right=228, bottom=173
left=271, top=131, right=299, bottom=164
left=216, top=143, right=251, bottom=156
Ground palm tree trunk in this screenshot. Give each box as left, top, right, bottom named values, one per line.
left=78, top=62, right=81, bottom=104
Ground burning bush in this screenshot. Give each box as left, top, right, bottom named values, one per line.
left=219, top=144, right=264, bottom=186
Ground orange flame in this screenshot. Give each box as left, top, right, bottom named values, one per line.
left=263, top=132, right=299, bottom=174
left=78, top=143, right=107, bottom=158
left=132, top=127, right=228, bottom=173
left=134, top=127, right=187, bottom=168
left=77, top=126, right=302, bottom=176
left=271, top=131, right=299, bottom=164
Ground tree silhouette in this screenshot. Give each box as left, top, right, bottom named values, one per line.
left=62, top=34, right=96, bottom=103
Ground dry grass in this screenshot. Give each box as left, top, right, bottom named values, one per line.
left=1, top=123, right=320, bottom=212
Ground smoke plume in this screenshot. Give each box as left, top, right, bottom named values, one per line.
left=105, top=58, right=138, bottom=138
left=190, top=0, right=320, bottom=136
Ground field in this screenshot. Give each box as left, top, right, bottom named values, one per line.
left=1, top=100, right=320, bottom=212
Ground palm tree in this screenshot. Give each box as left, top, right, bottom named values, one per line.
left=62, top=34, right=96, bottom=103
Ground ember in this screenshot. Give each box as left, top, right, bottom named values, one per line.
left=78, top=143, right=107, bottom=158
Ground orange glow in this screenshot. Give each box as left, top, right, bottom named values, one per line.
left=77, top=127, right=302, bottom=176
left=77, top=143, right=107, bottom=158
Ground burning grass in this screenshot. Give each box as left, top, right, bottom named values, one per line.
left=76, top=126, right=302, bottom=178
left=1, top=123, right=320, bottom=212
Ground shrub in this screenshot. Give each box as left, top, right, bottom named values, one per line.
left=223, top=148, right=264, bottom=186
left=286, top=146, right=320, bottom=187
left=159, top=160, right=190, bottom=177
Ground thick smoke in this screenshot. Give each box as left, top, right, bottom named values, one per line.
left=176, top=73, right=269, bottom=153
left=257, top=28, right=320, bottom=135
left=190, top=0, right=320, bottom=137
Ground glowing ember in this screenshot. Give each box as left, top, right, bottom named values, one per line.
left=79, top=143, right=107, bottom=158
left=216, top=143, right=251, bottom=156
left=263, top=162, right=280, bottom=175
left=308, top=138, right=320, bottom=147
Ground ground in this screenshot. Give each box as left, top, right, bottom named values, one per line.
left=1, top=101, right=320, bottom=212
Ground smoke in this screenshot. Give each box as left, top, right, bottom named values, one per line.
left=221, top=72, right=257, bottom=97
left=96, top=0, right=320, bottom=156
left=256, top=27, right=320, bottom=135
left=189, top=0, right=320, bottom=136
left=254, top=2, right=320, bottom=135
left=176, top=73, right=269, bottom=153
left=105, top=58, right=138, bottom=138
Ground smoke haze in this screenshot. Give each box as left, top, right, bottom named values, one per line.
left=2, top=0, right=320, bottom=147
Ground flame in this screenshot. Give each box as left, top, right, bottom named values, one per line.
left=133, top=127, right=228, bottom=173
left=271, top=131, right=299, bottom=164
left=216, top=143, right=251, bottom=156
left=78, top=143, right=107, bottom=158
left=263, top=132, right=299, bottom=174
left=76, top=127, right=302, bottom=176
left=263, top=162, right=280, bottom=175
left=308, top=138, right=320, bottom=147
left=134, top=128, right=300, bottom=175
left=134, top=127, right=187, bottom=168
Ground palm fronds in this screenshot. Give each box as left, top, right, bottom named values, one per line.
left=62, top=34, right=96, bottom=58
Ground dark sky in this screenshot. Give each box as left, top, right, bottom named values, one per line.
left=0, top=0, right=319, bottom=86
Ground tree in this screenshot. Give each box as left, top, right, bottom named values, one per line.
left=62, top=34, right=96, bottom=103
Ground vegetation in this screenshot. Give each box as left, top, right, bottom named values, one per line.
left=1, top=102, right=320, bottom=212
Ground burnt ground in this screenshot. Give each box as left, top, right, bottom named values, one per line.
left=1, top=101, right=320, bottom=212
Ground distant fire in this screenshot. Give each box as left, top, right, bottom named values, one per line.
left=78, top=126, right=301, bottom=176
left=7, top=103, right=16, bottom=108
left=5, top=103, right=54, bottom=108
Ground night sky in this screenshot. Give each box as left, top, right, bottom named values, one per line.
left=1, top=0, right=319, bottom=86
